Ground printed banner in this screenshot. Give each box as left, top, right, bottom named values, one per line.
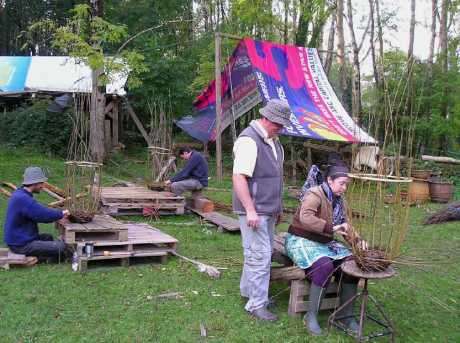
left=178, top=38, right=375, bottom=143
left=176, top=41, right=261, bottom=142
left=0, top=57, right=31, bottom=93
left=0, top=56, right=127, bottom=95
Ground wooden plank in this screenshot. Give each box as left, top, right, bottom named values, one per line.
left=1, top=182, right=17, bottom=191
left=288, top=279, right=339, bottom=317
left=0, top=248, right=28, bottom=265
left=78, top=254, right=167, bottom=272
left=0, top=188, right=12, bottom=197
left=124, top=99, right=152, bottom=146
left=104, top=119, right=112, bottom=151
left=112, top=100, right=119, bottom=146
left=189, top=207, right=240, bottom=232
left=42, top=187, right=64, bottom=201
left=270, top=266, right=305, bottom=281
left=100, top=187, right=184, bottom=200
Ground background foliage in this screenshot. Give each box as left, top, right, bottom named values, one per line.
left=0, top=100, right=72, bottom=156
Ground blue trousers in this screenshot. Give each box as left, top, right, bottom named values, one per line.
left=9, top=233, right=67, bottom=262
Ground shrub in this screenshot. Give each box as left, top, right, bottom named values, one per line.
left=0, top=99, right=73, bottom=156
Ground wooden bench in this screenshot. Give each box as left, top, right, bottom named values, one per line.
left=271, top=232, right=339, bottom=317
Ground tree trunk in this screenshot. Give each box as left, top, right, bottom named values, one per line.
left=404, top=0, right=416, bottom=125
left=375, top=0, right=384, bottom=82
left=427, top=0, right=437, bottom=82
left=336, top=0, right=348, bottom=110
left=323, top=13, right=336, bottom=75
left=421, top=0, right=438, bottom=155
left=284, top=0, right=289, bottom=44
left=346, top=0, right=362, bottom=123
left=295, top=0, right=312, bottom=46
left=89, top=0, right=106, bottom=162
left=407, top=0, right=415, bottom=63
left=368, top=0, right=380, bottom=88
left=439, top=0, right=449, bottom=153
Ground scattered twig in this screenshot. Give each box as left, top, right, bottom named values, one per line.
left=171, top=251, right=221, bottom=278
left=155, top=292, right=183, bottom=300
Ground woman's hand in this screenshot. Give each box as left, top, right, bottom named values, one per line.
left=332, top=223, right=349, bottom=236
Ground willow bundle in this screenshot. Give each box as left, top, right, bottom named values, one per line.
left=346, top=60, right=421, bottom=272
left=64, top=93, right=102, bottom=223
left=146, top=98, right=173, bottom=184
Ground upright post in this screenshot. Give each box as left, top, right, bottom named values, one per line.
left=215, top=32, right=223, bottom=181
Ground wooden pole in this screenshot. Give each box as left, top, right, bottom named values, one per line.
left=112, top=98, right=119, bottom=147
left=215, top=32, right=223, bottom=181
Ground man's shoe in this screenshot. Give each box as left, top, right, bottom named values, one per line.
left=250, top=307, right=278, bottom=322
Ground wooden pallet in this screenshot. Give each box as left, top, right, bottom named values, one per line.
left=56, top=215, right=128, bottom=243
left=0, top=248, right=37, bottom=269
left=76, top=222, right=178, bottom=272
left=100, top=186, right=185, bottom=216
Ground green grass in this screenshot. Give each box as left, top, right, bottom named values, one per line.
left=0, top=146, right=459, bottom=342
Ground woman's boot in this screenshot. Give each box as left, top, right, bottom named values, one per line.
left=304, top=284, right=325, bottom=335
left=337, top=283, right=359, bottom=333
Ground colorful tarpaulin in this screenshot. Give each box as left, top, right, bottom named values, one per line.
left=176, top=38, right=375, bottom=144
left=0, top=56, right=128, bottom=95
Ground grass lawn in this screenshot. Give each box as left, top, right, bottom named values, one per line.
left=0, top=147, right=459, bottom=342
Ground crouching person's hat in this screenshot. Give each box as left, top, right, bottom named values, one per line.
left=23, top=167, right=48, bottom=185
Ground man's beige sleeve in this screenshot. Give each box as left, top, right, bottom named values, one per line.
left=233, top=137, right=257, bottom=177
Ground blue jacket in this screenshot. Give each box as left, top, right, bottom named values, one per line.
left=4, top=188, right=64, bottom=247
left=171, top=151, right=209, bottom=187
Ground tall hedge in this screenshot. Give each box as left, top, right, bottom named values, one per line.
left=0, top=100, right=72, bottom=156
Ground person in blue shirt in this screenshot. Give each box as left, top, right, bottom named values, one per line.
left=4, top=167, right=70, bottom=262
left=165, top=147, right=208, bottom=196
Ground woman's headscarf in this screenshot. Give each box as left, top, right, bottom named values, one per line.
left=299, top=158, right=348, bottom=225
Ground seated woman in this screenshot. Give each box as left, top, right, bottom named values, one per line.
left=285, top=160, right=367, bottom=336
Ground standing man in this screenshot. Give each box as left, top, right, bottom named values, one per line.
left=4, top=167, right=70, bottom=262
left=232, top=99, right=291, bottom=321
left=165, top=147, right=208, bottom=197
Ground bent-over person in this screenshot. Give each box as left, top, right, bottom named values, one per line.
left=4, top=167, right=70, bottom=263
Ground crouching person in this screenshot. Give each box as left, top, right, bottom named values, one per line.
left=165, top=147, right=208, bottom=197
left=4, top=167, right=70, bottom=263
